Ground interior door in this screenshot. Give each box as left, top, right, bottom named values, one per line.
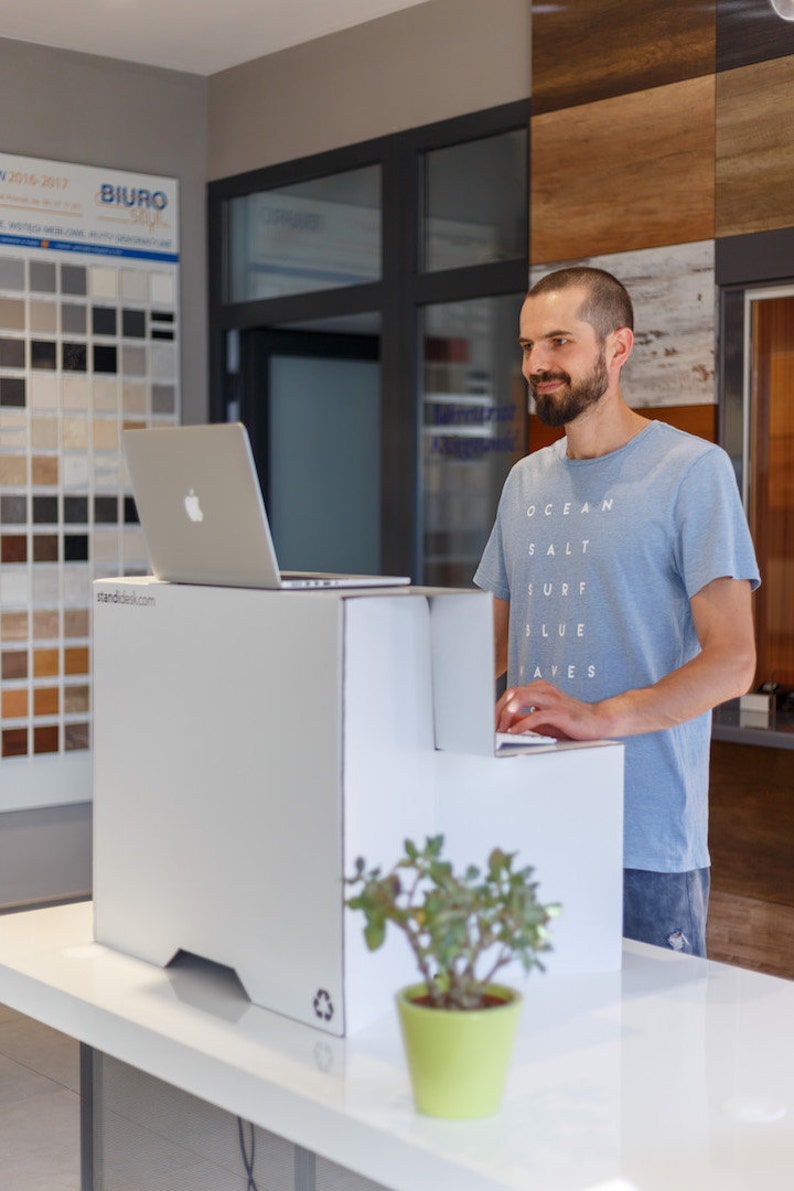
left=748, top=292, right=794, bottom=688
left=241, top=328, right=381, bottom=575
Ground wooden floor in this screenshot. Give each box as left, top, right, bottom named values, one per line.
left=708, top=741, right=794, bottom=980
left=708, top=889, right=794, bottom=980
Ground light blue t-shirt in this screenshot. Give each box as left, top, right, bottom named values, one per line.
left=474, top=421, right=760, bottom=872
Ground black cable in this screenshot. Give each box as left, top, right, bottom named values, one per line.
left=237, top=1116, right=259, bottom=1191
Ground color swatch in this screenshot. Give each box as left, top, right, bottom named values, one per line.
left=0, top=252, right=179, bottom=760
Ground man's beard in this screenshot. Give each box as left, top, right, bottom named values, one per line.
left=530, top=349, right=609, bottom=428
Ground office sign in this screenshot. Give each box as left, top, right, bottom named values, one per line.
left=0, top=154, right=178, bottom=262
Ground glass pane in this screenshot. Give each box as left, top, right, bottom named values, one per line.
left=268, top=354, right=381, bottom=574
left=423, top=131, right=527, bottom=272
left=749, top=294, right=794, bottom=688
left=227, top=166, right=381, bottom=301
left=421, top=295, right=526, bottom=586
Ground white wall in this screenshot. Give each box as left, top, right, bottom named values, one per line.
left=208, top=0, right=531, bottom=179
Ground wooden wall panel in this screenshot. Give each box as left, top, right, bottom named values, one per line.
left=531, top=77, right=715, bottom=263
left=528, top=404, right=717, bottom=454
left=717, top=0, right=794, bottom=73
left=532, top=0, right=715, bottom=115
left=636, top=403, right=717, bottom=441
left=716, top=55, right=794, bottom=238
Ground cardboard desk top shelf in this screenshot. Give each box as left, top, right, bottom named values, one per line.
left=93, top=579, right=624, bottom=1036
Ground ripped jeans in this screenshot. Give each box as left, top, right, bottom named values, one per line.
left=623, top=867, right=710, bottom=958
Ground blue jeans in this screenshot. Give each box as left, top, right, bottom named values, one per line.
left=623, top=867, right=710, bottom=957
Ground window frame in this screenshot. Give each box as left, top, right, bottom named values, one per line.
left=207, top=99, right=531, bottom=578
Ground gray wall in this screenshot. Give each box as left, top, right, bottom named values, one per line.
left=0, top=38, right=208, bottom=904
left=0, top=804, right=92, bottom=909
left=208, top=0, right=531, bottom=179
left=0, top=37, right=209, bottom=425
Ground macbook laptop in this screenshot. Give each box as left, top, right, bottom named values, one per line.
left=122, top=423, right=410, bottom=591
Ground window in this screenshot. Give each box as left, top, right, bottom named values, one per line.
left=209, top=101, right=530, bottom=581
left=227, top=166, right=381, bottom=302
left=422, top=131, right=527, bottom=272
left=420, top=295, right=525, bottom=587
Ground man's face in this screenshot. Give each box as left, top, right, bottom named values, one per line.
left=519, top=288, right=610, bottom=428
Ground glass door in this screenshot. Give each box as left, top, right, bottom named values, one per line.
left=237, top=325, right=381, bottom=575
left=268, top=353, right=380, bottom=574
left=420, top=295, right=525, bottom=586
left=745, top=288, right=794, bottom=688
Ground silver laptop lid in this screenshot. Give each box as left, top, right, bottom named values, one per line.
left=122, top=423, right=410, bottom=590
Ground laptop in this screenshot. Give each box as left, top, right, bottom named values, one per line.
left=122, top=423, right=411, bottom=591
left=429, top=590, right=558, bottom=755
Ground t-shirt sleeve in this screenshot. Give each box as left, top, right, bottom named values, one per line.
left=473, top=488, right=512, bottom=602
left=674, top=447, right=761, bottom=599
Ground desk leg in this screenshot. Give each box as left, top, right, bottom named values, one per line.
left=79, top=1043, right=95, bottom=1191
left=77, top=1046, right=385, bottom=1191
left=295, top=1145, right=317, bottom=1191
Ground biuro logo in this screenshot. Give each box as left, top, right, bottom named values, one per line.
left=96, top=184, right=168, bottom=210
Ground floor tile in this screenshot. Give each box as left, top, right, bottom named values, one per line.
left=0, top=1013, right=80, bottom=1090
left=0, top=1008, right=80, bottom=1188
left=0, top=1084, right=79, bottom=1189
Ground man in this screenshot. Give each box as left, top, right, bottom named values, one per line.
left=474, top=266, right=759, bottom=956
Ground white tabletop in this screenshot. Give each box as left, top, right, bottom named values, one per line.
left=0, top=901, right=792, bottom=1191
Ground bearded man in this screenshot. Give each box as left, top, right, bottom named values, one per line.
left=474, top=266, right=760, bottom=956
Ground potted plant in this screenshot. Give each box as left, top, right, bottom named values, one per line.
left=345, top=834, right=560, bottom=1119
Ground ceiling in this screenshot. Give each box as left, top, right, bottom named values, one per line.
left=0, top=0, right=430, bottom=76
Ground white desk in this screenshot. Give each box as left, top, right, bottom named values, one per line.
left=0, top=901, right=792, bottom=1191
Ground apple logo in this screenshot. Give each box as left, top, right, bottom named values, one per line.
left=184, top=489, right=204, bottom=523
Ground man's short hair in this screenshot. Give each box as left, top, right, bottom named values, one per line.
left=527, top=267, right=634, bottom=343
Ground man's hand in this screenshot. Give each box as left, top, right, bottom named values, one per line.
left=496, top=681, right=613, bottom=741
left=493, top=577, right=756, bottom=742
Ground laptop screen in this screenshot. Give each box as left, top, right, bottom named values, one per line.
left=122, top=423, right=409, bottom=590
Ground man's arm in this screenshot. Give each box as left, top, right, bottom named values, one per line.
left=496, top=575, right=756, bottom=739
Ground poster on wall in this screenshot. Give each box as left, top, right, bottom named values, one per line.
left=0, top=155, right=178, bottom=262
left=0, top=154, right=180, bottom=811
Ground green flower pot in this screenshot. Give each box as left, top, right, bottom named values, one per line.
left=395, top=982, right=522, bottom=1119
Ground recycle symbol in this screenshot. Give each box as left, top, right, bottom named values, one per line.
left=313, top=988, right=334, bottom=1022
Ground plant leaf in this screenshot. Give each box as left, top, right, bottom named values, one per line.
left=364, top=919, right=386, bottom=951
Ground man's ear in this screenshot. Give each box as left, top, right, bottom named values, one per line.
left=609, top=326, right=634, bottom=372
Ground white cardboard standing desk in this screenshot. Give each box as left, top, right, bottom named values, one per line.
left=92, top=578, right=624, bottom=1036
